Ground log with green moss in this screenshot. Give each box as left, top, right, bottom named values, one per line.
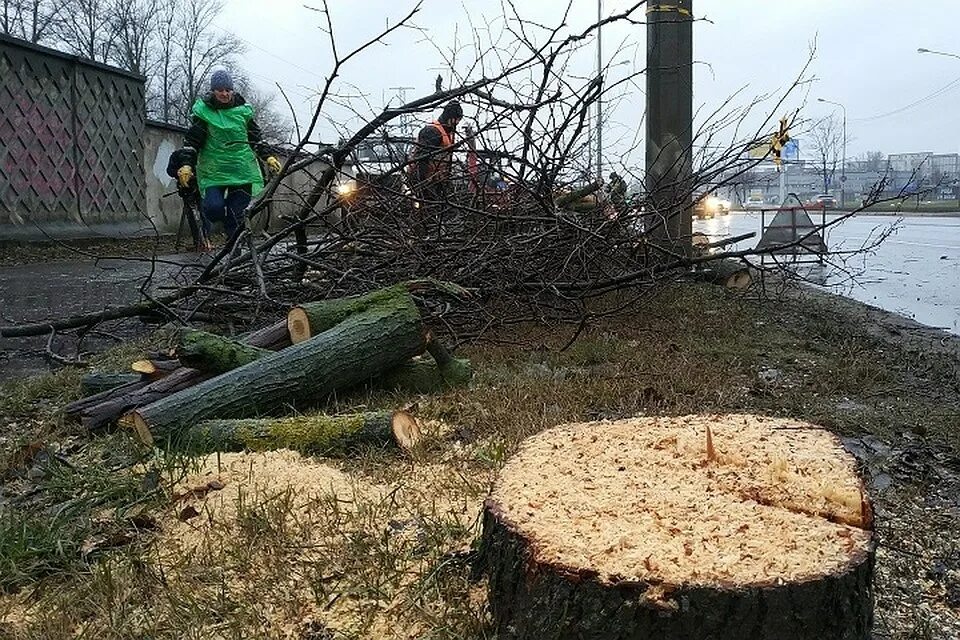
left=182, top=410, right=422, bottom=455
left=128, top=291, right=426, bottom=446
left=176, top=329, right=270, bottom=374
left=286, top=284, right=411, bottom=344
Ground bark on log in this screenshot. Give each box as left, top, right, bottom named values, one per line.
left=129, top=292, right=426, bottom=446
left=480, top=415, right=875, bottom=640
left=65, top=317, right=291, bottom=428
left=286, top=284, right=411, bottom=344
left=79, top=372, right=143, bottom=396
left=176, top=329, right=270, bottom=375
left=181, top=410, right=422, bottom=455
left=241, top=318, right=291, bottom=351
left=698, top=258, right=752, bottom=291
left=78, top=368, right=213, bottom=431
left=378, top=355, right=473, bottom=393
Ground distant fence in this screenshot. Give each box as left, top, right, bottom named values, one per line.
left=0, top=34, right=148, bottom=240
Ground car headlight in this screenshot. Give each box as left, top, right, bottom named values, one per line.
left=337, top=179, right=358, bottom=196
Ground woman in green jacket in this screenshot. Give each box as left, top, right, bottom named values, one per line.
left=177, top=70, right=280, bottom=247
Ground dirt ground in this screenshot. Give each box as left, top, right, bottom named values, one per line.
left=0, top=281, right=957, bottom=639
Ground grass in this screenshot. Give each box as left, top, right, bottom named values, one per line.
left=0, top=283, right=958, bottom=638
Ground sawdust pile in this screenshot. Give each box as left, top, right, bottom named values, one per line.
left=149, top=449, right=487, bottom=639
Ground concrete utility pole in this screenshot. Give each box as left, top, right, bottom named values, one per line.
left=645, top=0, right=693, bottom=247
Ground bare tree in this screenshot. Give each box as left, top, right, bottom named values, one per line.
left=173, top=0, right=243, bottom=124
left=861, top=150, right=886, bottom=173
left=2, top=0, right=62, bottom=42
left=55, top=0, right=118, bottom=62
left=809, top=114, right=843, bottom=195
left=231, top=71, right=294, bottom=145
left=149, top=0, right=179, bottom=122
left=109, top=0, right=160, bottom=76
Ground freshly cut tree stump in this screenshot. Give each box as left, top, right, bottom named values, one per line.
left=480, top=414, right=874, bottom=640
left=176, top=329, right=270, bottom=374
left=182, top=410, right=422, bottom=455
left=128, top=292, right=426, bottom=446
left=287, top=284, right=411, bottom=344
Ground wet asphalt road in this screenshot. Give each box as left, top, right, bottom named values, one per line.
left=0, top=254, right=205, bottom=382
left=695, top=212, right=960, bottom=335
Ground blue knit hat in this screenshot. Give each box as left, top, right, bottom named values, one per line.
left=210, top=70, right=234, bottom=91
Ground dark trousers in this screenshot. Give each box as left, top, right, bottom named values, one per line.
left=202, top=184, right=252, bottom=238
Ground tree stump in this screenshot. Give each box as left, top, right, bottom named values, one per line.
left=480, top=414, right=874, bottom=640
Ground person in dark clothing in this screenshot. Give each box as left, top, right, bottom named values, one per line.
left=410, top=100, right=463, bottom=207
left=175, top=69, right=281, bottom=247
left=607, top=171, right=627, bottom=214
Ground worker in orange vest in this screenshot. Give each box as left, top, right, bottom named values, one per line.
left=410, top=101, right=463, bottom=211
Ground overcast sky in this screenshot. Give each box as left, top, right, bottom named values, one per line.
left=214, top=0, right=960, bottom=166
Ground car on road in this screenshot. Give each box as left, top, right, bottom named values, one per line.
left=694, top=194, right=731, bottom=219
left=812, top=193, right=837, bottom=209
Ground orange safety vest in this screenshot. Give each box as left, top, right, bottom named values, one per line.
left=430, top=121, right=453, bottom=148
left=408, top=121, right=455, bottom=183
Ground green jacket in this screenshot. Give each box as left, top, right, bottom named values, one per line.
left=190, top=97, right=264, bottom=197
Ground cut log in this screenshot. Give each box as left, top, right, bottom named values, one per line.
left=480, top=414, right=874, bottom=640
left=698, top=258, right=752, bottom=290
left=176, top=329, right=270, bottom=375
left=181, top=410, right=422, bottom=455
left=79, top=368, right=213, bottom=431
left=79, top=372, right=143, bottom=396
left=128, top=291, right=426, bottom=446
left=65, top=317, right=291, bottom=428
left=286, top=284, right=413, bottom=345
left=241, top=318, right=291, bottom=351
left=131, top=358, right=180, bottom=379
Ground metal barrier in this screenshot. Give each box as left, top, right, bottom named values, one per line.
left=755, top=206, right=828, bottom=264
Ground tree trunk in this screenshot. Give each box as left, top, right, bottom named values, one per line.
left=378, top=356, right=472, bottom=393
left=181, top=410, right=421, bottom=455
left=176, top=329, right=270, bottom=374
left=286, top=284, right=413, bottom=344
left=81, top=368, right=214, bottom=431
left=129, top=292, right=426, bottom=446
left=480, top=415, right=874, bottom=640
left=697, top=258, right=752, bottom=291
left=79, top=372, right=143, bottom=397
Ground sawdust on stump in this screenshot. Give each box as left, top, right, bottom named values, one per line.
left=480, top=414, right=875, bottom=640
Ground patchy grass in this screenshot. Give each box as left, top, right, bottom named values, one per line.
left=0, top=283, right=958, bottom=638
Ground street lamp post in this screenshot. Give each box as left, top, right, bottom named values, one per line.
left=596, top=0, right=602, bottom=181
left=918, top=47, right=960, bottom=61
left=817, top=97, right=847, bottom=207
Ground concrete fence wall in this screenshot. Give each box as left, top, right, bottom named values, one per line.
left=1, top=34, right=332, bottom=243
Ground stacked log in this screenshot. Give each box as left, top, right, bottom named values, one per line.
left=64, top=285, right=473, bottom=450
left=480, top=414, right=874, bottom=640
left=128, top=287, right=427, bottom=446
left=64, top=318, right=288, bottom=430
